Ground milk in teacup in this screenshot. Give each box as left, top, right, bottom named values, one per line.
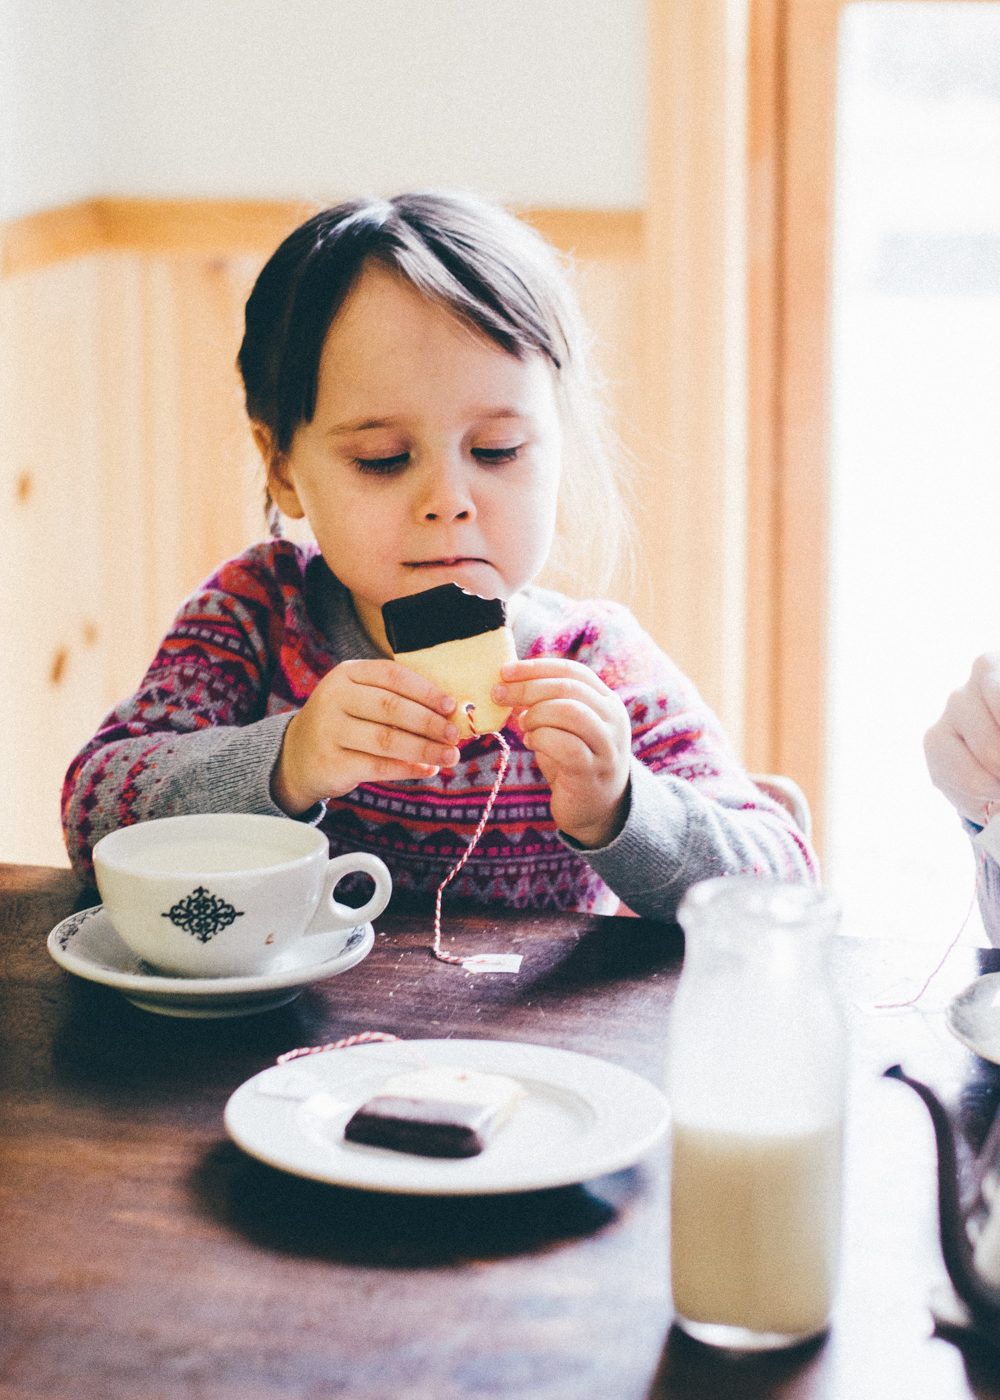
left=135, top=841, right=294, bottom=874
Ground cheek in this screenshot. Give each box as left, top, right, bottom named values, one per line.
left=515, top=472, right=560, bottom=564
left=532, top=461, right=562, bottom=531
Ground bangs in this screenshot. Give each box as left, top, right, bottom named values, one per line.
left=242, top=193, right=571, bottom=453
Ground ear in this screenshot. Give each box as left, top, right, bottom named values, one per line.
left=252, top=423, right=306, bottom=521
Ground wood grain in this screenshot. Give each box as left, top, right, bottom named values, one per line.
left=645, top=0, right=750, bottom=751
left=744, top=0, right=845, bottom=845
left=1, top=200, right=644, bottom=277
left=5, top=864, right=1000, bottom=1398
left=773, top=0, right=843, bottom=851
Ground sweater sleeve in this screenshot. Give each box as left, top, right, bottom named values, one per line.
left=963, top=816, right=1000, bottom=947
left=61, top=545, right=317, bottom=883
left=518, top=591, right=818, bottom=919
left=568, top=756, right=816, bottom=920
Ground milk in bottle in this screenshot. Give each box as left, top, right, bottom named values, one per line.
left=666, top=878, right=845, bottom=1350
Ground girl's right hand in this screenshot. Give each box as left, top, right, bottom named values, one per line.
left=271, top=660, right=461, bottom=815
left=925, top=653, right=1000, bottom=824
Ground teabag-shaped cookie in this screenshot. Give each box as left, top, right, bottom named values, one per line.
left=343, top=1065, right=526, bottom=1158
left=382, top=583, right=516, bottom=740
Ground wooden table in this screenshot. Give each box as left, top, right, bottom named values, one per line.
left=4, top=863, right=1000, bottom=1400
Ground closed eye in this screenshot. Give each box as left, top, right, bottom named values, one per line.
left=354, top=453, right=410, bottom=475
left=472, top=446, right=522, bottom=465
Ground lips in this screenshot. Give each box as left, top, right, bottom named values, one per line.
left=405, top=557, right=489, bottom=569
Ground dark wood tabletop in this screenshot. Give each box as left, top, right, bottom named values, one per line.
left=5, top=863, right=1000, bottom=1400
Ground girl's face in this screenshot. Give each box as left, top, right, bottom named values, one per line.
left=264, top=263, right=562, bottom=653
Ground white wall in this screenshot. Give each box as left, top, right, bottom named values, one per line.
left=0, top=0, right=647, bottom=220
left=0, top=0, right=104, bottom=217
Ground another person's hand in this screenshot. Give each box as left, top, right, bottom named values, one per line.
left=493, top=657, right=632, bottom=848
left=272, top=660, right=460, bottom=815
left=925, top=653, right=1000, bottom=824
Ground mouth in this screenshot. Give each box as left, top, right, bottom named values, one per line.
left=404, top=557, right=490, bottom=570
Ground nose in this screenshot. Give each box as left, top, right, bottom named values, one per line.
left=416, top=451, right=476, bottom=523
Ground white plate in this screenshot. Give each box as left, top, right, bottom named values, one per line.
left=947, top=972, right=1000, bottom=1063
left=224, top=1039, right=670, bottom=1195
left=46, top=904, right=374, bottom=1018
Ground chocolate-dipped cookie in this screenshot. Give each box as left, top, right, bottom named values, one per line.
left=343, top=1065, right=525, bottom=1158
left=382, top=583, right=516, bottom=739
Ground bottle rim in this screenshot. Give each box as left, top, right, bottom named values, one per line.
left=677, top=876, right=840, bottom=932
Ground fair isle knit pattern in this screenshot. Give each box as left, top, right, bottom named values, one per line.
left=62, top=541, right=817, bottom=914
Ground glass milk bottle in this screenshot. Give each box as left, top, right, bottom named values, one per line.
left=666, top=877, right=845, bottom=1351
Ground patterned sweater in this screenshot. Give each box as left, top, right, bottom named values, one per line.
left=62, top=541, right=817, bottom=917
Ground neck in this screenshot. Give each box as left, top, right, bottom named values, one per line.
left=351, top=595, right=394, bottom=657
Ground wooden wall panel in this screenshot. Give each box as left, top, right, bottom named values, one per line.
left=746, top=0, right=844, bottom=848
left=1, top=260, right=107, bottom=865
left=0, top=251, right=271, bottom=865
left=644, top=0, right=750, bottom=754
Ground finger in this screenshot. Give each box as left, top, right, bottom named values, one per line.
left=349, top=757, right=443, bottom=788
left=342, top=658, right=457, bottom=717
left=948, top=686, right=1000, bottom=779
left=493, top=675, right=619, bottom=717
left=520, top=699, right=620, bottom=760
left=499, top=657, right=614, bottom=699
left=338, top=715, right=460, bottom=770
left=925, top=722, right=1000, bottom=820
left=345, top=683, right=461, bottom=746
left=521, top=723, right=597, bottom=770
left=970, top=653, right=1000, bottom=727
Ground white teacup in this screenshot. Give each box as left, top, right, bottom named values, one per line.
left=92, top=813, right=392, bottom=978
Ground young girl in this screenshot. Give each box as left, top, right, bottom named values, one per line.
left=62, top=192, right=816, bottom=918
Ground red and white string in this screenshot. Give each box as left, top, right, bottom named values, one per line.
left=874, top=796, right=998, bottom=1010
left=431, top=728, right=511, bottom=964
left=277, top=727, right=511, bottom=1061
left=277, top=1031, right=401, bottom=1064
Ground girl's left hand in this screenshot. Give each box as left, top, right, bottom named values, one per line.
left=493, top=658, right=632, bottom=848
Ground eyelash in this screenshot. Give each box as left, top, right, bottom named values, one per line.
left=353, top=446, right=522, bottom=474
left=473, top=446, right=520, bottom=464
left=354, top=453, right=409, bottom=475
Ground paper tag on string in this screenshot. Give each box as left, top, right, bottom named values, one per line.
left=461, top=953, right=523, bottom=974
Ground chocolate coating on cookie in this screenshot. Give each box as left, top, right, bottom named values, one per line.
left=344, top=1096, right=498, bottom=1157
left=382, top=584, right=507, bottom=653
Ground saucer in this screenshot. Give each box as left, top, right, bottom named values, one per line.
left=47, top=905, right=375, bottom=1018
left=225, top=1039, right=671, bottom=1195
left=947, top=972, right=1000, bottom=1063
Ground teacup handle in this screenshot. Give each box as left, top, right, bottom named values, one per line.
left=303, top=853, right=393, bottom=937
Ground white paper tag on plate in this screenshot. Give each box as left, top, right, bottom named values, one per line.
left=461, top=953, right=523, bottom=973
left=975, top=812, right=1000, bottom=865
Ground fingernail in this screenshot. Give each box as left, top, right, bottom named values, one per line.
left=445, top=747, right=460, bottom=765
left=441, top=695, right=456, bottom=714
left=493, top=684, right=508, bottom=702
left=500, top=662, right=518, bottom=680
left=444, top=723, right=460, bottom=741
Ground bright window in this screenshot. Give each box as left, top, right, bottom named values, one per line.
left=827, top=2, right=1000, bottom=941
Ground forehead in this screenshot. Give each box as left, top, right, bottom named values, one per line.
left=314, top=264, right=557, bottom=416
